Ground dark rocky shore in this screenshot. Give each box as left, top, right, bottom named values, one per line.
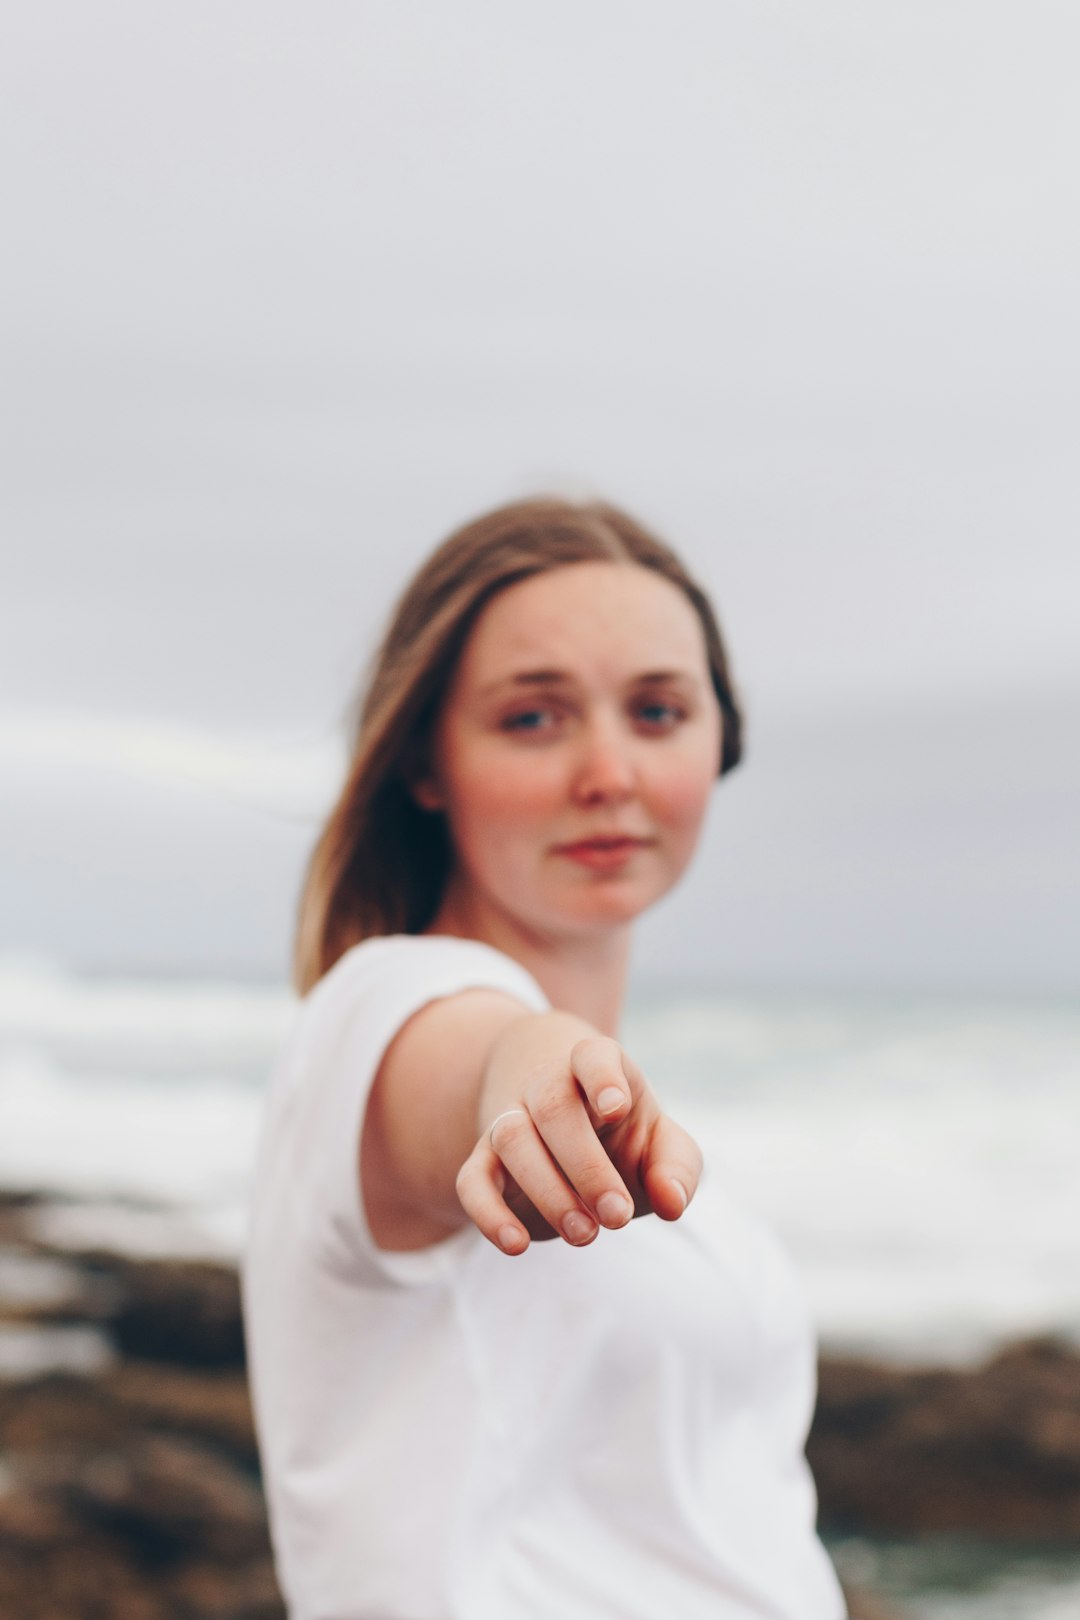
left=3, top=1192, right=1078, bottom=1620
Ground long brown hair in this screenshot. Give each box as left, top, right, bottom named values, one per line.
left=293, top=496, right=744, bottom=993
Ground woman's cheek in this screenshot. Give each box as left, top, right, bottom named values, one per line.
left=655, top=758, right=717, bottom=839
left=453, top=755, right=562, bottom=826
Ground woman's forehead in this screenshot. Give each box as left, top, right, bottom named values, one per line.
left=459, top=562, right=708, bottom=681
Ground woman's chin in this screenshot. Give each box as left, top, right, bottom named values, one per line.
left=547, top=879, right=668, bottom=932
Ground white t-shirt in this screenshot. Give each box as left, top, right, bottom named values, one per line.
left=242, top=934, right=846, bottom=1620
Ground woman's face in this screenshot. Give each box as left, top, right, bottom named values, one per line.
left=414, top=561, right=724, bottom=945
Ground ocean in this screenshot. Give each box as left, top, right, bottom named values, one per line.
left=2, top=956, right=1078, bottom=1613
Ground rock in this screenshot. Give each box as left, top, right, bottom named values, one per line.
left=0, top=1427, right=284, bottom=1620
left=0, top=1487, right=78, bottom=1549
left=0, top=1212, right=284, bottom=1617
left=3, top=1199, right=1077, bottom=1614
left=35, top=1432, right=270, bottom=1563
left=0, top=1364, right=260, bottom=1486
left=0, top=1191, right=47, bottom=1246
left=811, top=1336, right=1080, bottom=1540
left=0, top=1195, right=246, bottom=1368
left=0, top=1359, right=280, bottom=1618
left=165, top=1559, right=285, bottom=1620
left=107, top=1360, right=260, bottom=1464
left=85, top=1253, right=247, bottom=1368
left=0, top=1530, right=177, bottom=1620
left=840, top=1584, right=913, bottom=1620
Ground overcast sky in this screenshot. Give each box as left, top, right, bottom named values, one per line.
left=3, top=4, right=1078, bottom=988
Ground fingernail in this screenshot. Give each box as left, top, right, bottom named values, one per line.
left=670, top=1180, right=688, bottom=1213
left=562, top=1211, right=598, bottom=1245
left=499, top=1224, right=526, bottom=1254
left=597, top=1086, right=625, bottom=1116
left=596, top=1192, right=633, bottom=1228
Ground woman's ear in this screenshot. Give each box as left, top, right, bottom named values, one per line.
left=400, top=733, right=445, bottom=812
left=410, top=774, right=445, bottom=813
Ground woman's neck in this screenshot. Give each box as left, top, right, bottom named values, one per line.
left=422, top=892, right=632, bottom=1037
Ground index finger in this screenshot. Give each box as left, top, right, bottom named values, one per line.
left=569, top=1037, right=646, bottom=1123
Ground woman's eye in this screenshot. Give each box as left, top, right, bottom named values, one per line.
left=502, top=708, right=558, bottom=734
left=636, top=702, right=684, bottom=728
left=499, top=700, right=685, bottom=734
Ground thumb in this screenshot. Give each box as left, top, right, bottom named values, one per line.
left=641, top=1114, right=703, bottom=1222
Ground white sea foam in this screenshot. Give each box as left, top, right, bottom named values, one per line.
left=2, top=965, right=1078, bottom=1363
left=628, top=992, right=1080, bottom=1364
left=0, top=1324, right=114, bottom=1379
left=0, top=1049, right=262, bottom=1212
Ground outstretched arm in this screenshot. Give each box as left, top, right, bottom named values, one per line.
left=360, top=990, right=702, bottom=1256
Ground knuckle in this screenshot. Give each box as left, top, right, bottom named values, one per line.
left=570, top=1034, right=612, bottom=1068
left=529, top=1089, right=577, bottom=1130
left=587, top=1173, right=626, bottom=1209
left=489, top=1109, right=529, bottom=1149
left=570, top=1154, right=623, bottom=1209
left=455, top=1161, right=476, bottom=1202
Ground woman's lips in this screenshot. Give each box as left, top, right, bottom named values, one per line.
left=554, top=838, right=653, bottom=870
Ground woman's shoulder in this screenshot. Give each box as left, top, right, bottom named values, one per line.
left=319, top=931, right=544, bottom=998
left=294, top=932, right=549, bottom=1051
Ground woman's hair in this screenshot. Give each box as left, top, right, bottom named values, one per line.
left=293, top=496, right=744, bottom=993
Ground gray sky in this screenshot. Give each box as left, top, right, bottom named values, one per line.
left=3, top=4, right=1078, bottom=987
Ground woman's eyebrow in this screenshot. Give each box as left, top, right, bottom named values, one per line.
left=634, top=670, right=699, bottom=686
left=477, top=667, right=700, bottom=696
left=473, top=670, right=568, bottom=699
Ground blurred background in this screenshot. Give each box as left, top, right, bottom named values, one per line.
left=2, top=5, right=1079, bottom=1617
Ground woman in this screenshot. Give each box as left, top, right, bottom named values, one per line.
left=242, top=497, right=846, bottom=1619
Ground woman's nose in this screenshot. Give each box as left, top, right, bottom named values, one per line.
left=570, top=717, right=637, bottom=803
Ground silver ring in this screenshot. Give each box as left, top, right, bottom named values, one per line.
left=487, top=1107, right=527, bottom=1144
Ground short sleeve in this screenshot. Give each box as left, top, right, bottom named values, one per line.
left=265, top=934, right=550, bottom=1288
